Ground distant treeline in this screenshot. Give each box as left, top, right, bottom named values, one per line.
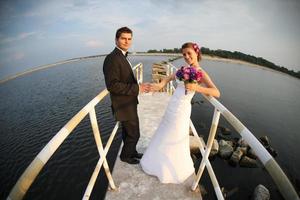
left=147, top=48, right=300, bottom=79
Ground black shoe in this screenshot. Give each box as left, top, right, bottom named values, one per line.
left=120, top=157, right=140, bottom=164
left=133, top=153, right=143, bottom=159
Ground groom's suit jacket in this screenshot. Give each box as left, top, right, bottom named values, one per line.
left=103, top=47, right=139, bottom=121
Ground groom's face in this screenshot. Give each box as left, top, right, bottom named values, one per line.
left=116, top=33, right=132, bottom=51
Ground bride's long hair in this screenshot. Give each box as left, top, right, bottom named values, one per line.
left=181, top=42, right=202, bottom=61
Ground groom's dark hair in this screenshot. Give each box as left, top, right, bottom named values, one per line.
left=115, top=27, right=132, bottom=39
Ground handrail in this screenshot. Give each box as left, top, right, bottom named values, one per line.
left=196, top=96, right=299, bottom=200
left=167, top=62, right=299, bottom=200
left=7, top=63, right=144, bottom=200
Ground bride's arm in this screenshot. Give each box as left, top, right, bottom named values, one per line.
left=185, top=71, right=220, bottom=98
left=151, top=73, right=175, bottom=91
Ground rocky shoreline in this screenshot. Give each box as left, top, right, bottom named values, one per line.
left=190, top=127, right=277, bottom=166
left=189, top=125, right=276, bottom=199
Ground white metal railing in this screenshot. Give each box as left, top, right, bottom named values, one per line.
left=166, top=63, right=177, bottom=95
left=7, top=63, right=144, bottom=200
left=190, top=119, right=224, bottom=199
left=167, top=62, right=299, bottom=200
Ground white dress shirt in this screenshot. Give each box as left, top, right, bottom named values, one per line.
left=116, top=46, right=132, bottom=68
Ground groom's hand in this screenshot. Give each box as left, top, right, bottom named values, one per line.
left=139, top=83, right=151, bottom=93
left=149, top=83, right=162, bottom=92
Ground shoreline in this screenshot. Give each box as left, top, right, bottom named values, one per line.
left=201, top=55, right=297, bottom=79
left=134, top=53, right=297, bottom=78
left=0, top=53, right=297, bottom=84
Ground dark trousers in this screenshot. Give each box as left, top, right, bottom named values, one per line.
left=120, top=118, right=140, bottom=159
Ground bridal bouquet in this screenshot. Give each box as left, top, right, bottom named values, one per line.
left=176, top=66, right=203, bottom=94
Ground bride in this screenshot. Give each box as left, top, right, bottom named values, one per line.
left=140, top=42, right=220, bottom=184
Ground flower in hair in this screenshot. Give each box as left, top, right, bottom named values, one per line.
left=193, top=43, right=200, bottom=53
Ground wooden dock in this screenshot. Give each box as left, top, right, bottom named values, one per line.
left=105, top=92, right=202, bottom=200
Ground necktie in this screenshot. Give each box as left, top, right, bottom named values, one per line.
left=125, top=52, right=132, bottom=68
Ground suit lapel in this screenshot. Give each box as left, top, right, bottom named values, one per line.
left=125, top=56, right=137, bottom=82
left=114, top=48, right=137, bottom=82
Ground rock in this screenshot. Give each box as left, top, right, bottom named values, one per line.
left=259, top=136, right=270, bottom=148
left=191, top=100, right=204, bottom=105
left=218, top=126, right=231, bottom=135
left=198, top=184, right=207, bottom=196
left=192, top=183, right=207, bottom=196
left=236, top=146, right=248, bottom=154
left=240, top=156, right=258, bottom=168
left=229, top=149, right=243, bottom=166
left=238, top=138, right=249, bottom=148
left=189, top=128, right=193, bottom=136
left=218, top=140, right=234, bottom=159
left=217, top=132, right=231, bottom=140
left=191, top=153, right=198, bottom=163
left=253, top=184, right=270, bottom=200
left=266, top=146, right=278, bottom=157
left=227, top=140, right=234, bottom=147
left=247, top=148, right=258, bottom=159
left=210, top=139, right=219, bottom=157
left=191, top=99, right=196, bottom=105
left=190, top=136, right=200, bottom=154
left=258, top=136, right=278, bottom=157
left=222, top=187, right=239, bottom=199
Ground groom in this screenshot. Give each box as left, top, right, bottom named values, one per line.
left=103, top=27, right=150, bottom=164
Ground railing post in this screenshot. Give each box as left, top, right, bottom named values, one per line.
left=192, top=108, right=221, bottom=191
left=140, top=64, right=143, bottom=83
left=170, top=67, right=174, bottom=94
left=89, top=107, right=116, bottom=190
left=190, top=120, right=224, bottom=200
left=166, top=64, right=170, bottom=94
left=136, top=66, right=139, bottom=83
left=83, top=120, right=120, bottom=200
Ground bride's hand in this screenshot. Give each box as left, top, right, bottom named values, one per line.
left=150, top=83, right=163, bottom=92
left=185, top=83, right=198, bottom=91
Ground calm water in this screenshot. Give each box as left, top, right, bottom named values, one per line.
left=0, top=56, right=299, bottom=199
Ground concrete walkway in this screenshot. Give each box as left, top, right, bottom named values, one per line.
left=105, top=92, right=202, bottom=200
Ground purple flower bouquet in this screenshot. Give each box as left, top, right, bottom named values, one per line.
left=176, top=66, right=203, bottom=94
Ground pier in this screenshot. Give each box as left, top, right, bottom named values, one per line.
left=105, top=92, right=202, bottom=200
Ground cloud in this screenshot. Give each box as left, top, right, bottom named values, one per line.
left=85, top=39, right=102, bottom=48
left=16, top=0, right=142, bottom=31
left=13, top=52, right=25, bottom=60
left=19, top=32, right=36, bottom=39
left=0, top=0, right=300, bottom=71
left=0, top=32, right=37, bottom=44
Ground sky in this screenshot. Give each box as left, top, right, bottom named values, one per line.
left=0, top=0, right=300, bottom=79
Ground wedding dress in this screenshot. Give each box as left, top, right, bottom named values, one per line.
left=140, top=80, right=195, bottom=184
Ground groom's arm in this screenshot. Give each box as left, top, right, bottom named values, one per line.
left=103, top=55, right=139, bottom=96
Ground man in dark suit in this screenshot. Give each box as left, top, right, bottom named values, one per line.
left=103, top=27, right=150, bottom=164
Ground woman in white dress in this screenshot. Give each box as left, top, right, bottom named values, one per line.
left=140, top=42, right=220, bottom=184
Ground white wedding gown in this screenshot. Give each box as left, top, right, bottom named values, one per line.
left=140, top=81, right=195, bottom=184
